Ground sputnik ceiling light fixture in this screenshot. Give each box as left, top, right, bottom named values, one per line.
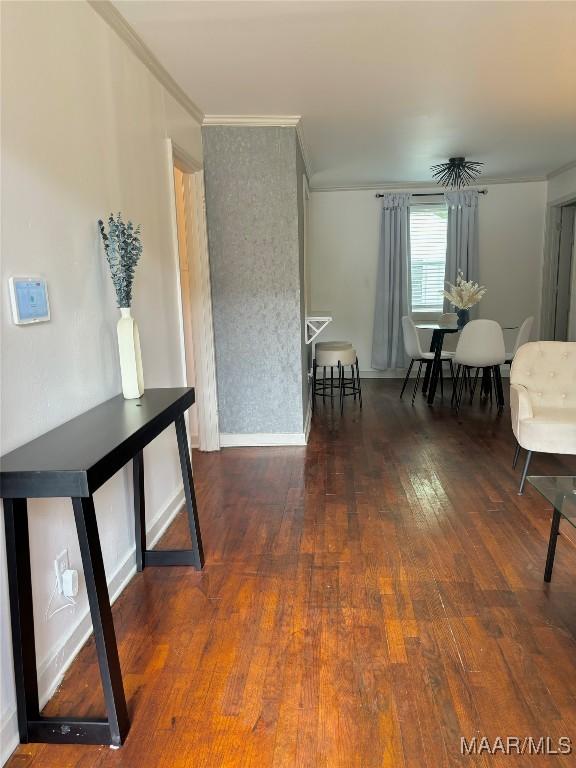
left=430, top=157, right=484, bottom=188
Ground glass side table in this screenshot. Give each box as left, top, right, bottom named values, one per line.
left=527, top=476, right=576, bottom=582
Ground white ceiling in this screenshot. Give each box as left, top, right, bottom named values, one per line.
left=114, top=1, right=576, bottom=188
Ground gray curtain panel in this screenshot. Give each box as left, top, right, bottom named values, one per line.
left=371, top=192, right=411, bottom=370
left=444, top=190, right=479, bottom=311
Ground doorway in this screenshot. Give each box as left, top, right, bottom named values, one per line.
left=541, top=198, right=576, bottom=341
left=168, top=140, right=220, bottom=451
left=553, top=204, right=575, bottom=341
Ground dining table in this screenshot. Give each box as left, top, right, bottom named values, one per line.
left=413, top=321, right=517, bottom=406
left=413, top=321, right=459, bottom=405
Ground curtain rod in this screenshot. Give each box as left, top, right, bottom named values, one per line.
left=375, top=189, right=488, bottom=198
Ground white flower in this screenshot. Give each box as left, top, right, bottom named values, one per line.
left=443, top=270, right=487, bottom=310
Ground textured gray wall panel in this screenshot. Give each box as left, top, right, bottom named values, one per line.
left=296, top=138, right=311, bottom=414
left=203, top=126, right=305, bottom=434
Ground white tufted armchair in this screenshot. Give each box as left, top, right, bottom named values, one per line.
left=510, top=341, right=576, bottom=494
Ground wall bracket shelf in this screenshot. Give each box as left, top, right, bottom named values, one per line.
left=305, top=313, right=333, bottom=344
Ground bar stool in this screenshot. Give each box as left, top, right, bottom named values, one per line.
left=313, top=345, right=362, bottom=413
left=338, top=347, right=362, bottom=414
left=313, top=341, right=351, bottom=406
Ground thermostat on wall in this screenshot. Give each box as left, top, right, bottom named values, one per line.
left=9, top=276, right=50, bottom=325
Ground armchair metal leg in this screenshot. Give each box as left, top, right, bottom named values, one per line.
left=518, top=450, right=533, bottom=495
left=512, top=441, right=521, bottom=469
left=400, top=359, right=414, bottom=399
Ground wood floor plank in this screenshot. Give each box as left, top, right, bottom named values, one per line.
left=6, top=380, right=576, bottom=767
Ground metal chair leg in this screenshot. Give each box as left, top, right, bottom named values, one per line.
left=440, top=363, right=444, bottom=398
left=356, top=358, right=362, bottom=409
left=455, top=366, right=467, bottom=415
left=312, top=359, right=317, bottom=412
left=339, top=362, right=344, bottom=414
left=512, top=441, right=521, bottom=469
left=330, top=366, right=334, bottom=407
left=470, top=367, right=480, bottom=404
left=493, top=365, right=504, bottom=413
left=400, top=359, right=414, bottom=399
left=518, top=450, right=533, bottom=495
left=412, top=361, right=423, bottom=405
left=451, top=364, right=460, bottom=406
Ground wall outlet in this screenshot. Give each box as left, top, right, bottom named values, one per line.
left=54, top=549, right=69, bottom=595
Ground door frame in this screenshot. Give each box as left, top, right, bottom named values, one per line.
left=165, top=138, right=220, bottom=451
left=303, top=173, right=311, bottom=316
left=540, top=193, right=576, bottom=340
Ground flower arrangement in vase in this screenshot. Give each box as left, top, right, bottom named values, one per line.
left=443, top=270, right=487, bottom=328
left=98, top=213, right=144, bottom=399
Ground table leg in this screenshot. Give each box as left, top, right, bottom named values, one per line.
left=175, top=414, right=205, bottom=569
left=426, top=331, right=444, bottom=405
left=544, top=507, right=562, bottom=582
left=4, top=498, right=40, bottom=742
left=139, top=417, right=205, bottom=570
left=422, top=330, right=439, bottom=395
left=72, top=496, right=129, bottom=746
left=480, top=367, right=491, bottom=399
left=493, top=365, right=504, bottom=412
left=133, top=450, right=146, bottom=572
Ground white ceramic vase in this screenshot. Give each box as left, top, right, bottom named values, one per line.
left=117, top=307, right=144, bottom=399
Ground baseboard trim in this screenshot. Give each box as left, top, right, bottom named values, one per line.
left=220, top=432, right=307, bottom=447
left=0, top=486, right=184, bottom=766
left=304, top=390, right=313, bottom=443
left=360, top=366, right=511, bottom=379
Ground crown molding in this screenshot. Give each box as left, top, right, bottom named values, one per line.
left=547, top=158, right=576, bottom=180
left=311, top=176, right=548, bottom=192
left=202, top=115, right=301, bottom=127
left=88, top=1, right=204, bottom=125
left=296, top=122, right=313, bottom=180
left=202, top=115, right=313, bottom=179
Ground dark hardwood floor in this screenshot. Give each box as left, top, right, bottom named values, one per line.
left=7, top=380, right=576, bottom=767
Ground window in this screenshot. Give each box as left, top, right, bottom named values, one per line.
left=409, top=204, right=448, bottom=312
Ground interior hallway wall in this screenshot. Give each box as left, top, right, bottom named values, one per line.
left=202, top=126, right=307, bottom=437
left=308, top=181, right=547, bottom=374
left=0, top=2, right=203, bottom=761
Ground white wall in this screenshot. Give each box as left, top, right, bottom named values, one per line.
left=0, top=2, right=202, bottom=762
left=308, top=182, right=547, bottom=373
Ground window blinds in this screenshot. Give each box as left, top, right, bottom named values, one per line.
left=409, top=204, right=448, bottom=312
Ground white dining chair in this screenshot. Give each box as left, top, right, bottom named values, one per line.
left=505, top=316, right=534, bottom=365
left=452, top=320, right=506, bottom=414
left=401, top=316, right=454, bottom=404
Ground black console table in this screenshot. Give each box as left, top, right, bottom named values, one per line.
left=0, top=388, right=204, bottom=747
